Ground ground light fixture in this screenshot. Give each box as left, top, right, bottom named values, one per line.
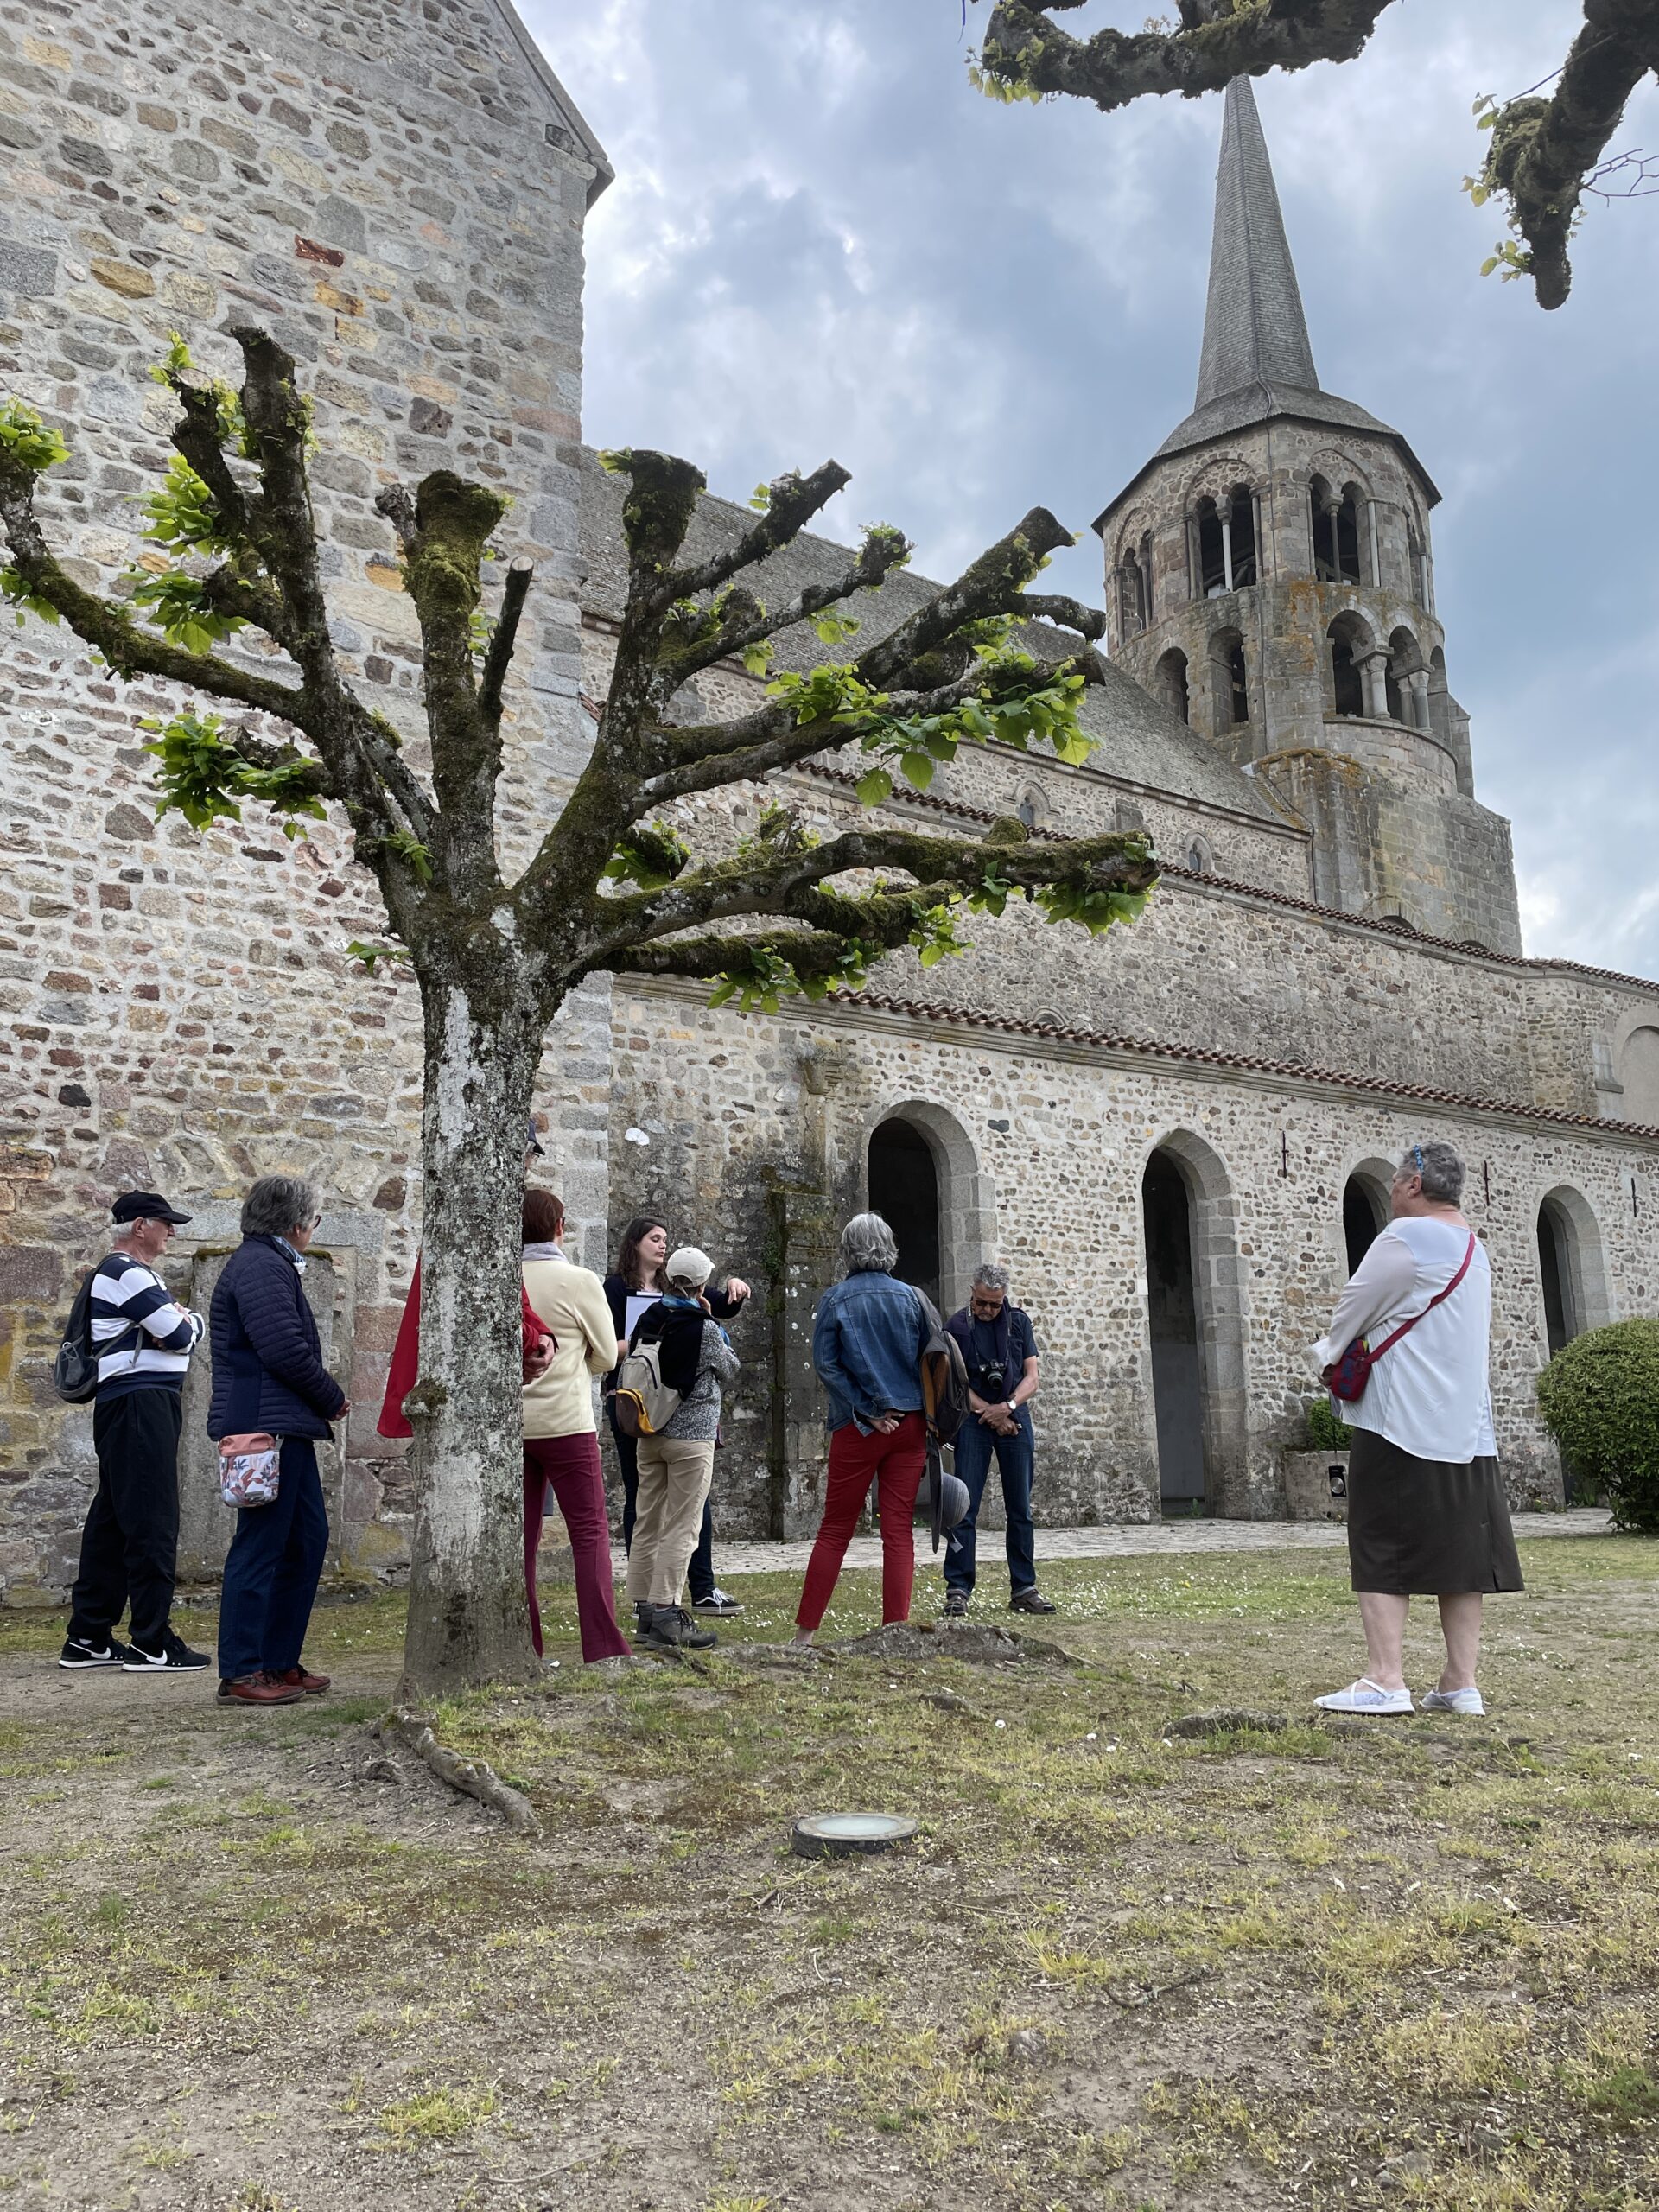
left=791, top=1812, right=918, bottom=1859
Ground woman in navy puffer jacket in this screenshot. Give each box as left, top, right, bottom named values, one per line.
left=208, top=1174, right=348, bottom=1707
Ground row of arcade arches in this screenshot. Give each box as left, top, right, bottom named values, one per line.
left=864, top=1106, right=1612, bottom=1517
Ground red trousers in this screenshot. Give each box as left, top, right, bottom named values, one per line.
left=522, top=1432, right=632, bottom=1663
left=796, top=1411, right=927, bottom=1633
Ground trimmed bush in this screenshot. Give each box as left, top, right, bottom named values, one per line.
left=1304, top=1399, right=1353, bottom=1452
left=1535, top=1319, right=1659, bottom=1533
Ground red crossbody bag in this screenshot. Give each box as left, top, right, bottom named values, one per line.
left=1326, top=1232, right=1477, bottom=1402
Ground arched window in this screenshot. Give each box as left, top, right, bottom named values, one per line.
left=1197, top=498, right=1225, bottom=596
left=1117, top=530, right=1153, bottom=641
left=1619, top=1025, right=1659, bottom=1123
left=1427, top=646, right=1451, bottom=743
left=1408, top=518, right=1432, bottom=607
left=1326, top=610, right=1372, bottom=718
left=1196, top=486, right=1256, bottom=597
left=1185, top=833, right=1214, bottom=875
left=1208, top=627, right=1248, bottom=732
left=1015, top=782, right=1050, bottom=832
left=1155, top=646, right=1190, bottom=725
left=1310, top=474, right=1362, bottom=584
left=1388, top=626, right=1424, bottom=726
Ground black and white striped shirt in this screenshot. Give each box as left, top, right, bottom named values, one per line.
left=92, top=1252, right=205, bottom=1398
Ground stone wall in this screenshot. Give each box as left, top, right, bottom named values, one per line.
left=0, top=0, right=607, bottom=1599
left=607, top=982, right=1659, bottom=1539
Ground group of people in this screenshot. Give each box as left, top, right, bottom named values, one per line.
left=56, top=1136, right=1522, bottom=1718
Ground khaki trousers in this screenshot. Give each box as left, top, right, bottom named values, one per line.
left=626, top=1436, right=715, bottom=1607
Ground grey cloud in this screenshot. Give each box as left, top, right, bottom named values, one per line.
left=533, top=0, right=1659, bottom=975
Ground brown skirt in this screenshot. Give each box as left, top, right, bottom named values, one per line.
left=1346, top=1427, right=1524, bottom=1596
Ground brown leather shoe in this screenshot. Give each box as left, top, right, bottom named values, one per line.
left=217, top=1673, right=305, bottom=1707
left=271, top=1664, right=330, bottom=1695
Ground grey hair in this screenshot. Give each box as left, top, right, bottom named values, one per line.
left=242, top=1173, right=319, bottom=1239
left=1403, top=1141, right=1465, bottom=1205
left=840, top=1211, right=899, bottom=1275
left=972, top=1262, right=1011, bottom=1294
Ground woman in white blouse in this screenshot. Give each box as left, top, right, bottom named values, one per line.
left=1310, top=1141, right=1522, bottom=1716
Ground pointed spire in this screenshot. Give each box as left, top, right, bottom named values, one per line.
left=1195, top=78, right=1319, bottom=408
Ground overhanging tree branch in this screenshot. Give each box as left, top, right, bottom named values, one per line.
left=976, top=0, right=1659, bottom=311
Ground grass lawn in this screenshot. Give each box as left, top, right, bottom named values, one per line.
left=0, top=1536, right=1656, bottom=2210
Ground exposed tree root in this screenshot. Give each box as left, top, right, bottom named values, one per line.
left=372, top=1705, right=542, bottom=1836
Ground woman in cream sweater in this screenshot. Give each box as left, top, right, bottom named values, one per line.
left=520, top=1188, right=632, bottom=1663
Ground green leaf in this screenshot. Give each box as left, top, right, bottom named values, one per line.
left=740, top=640, right=772, bottom=677
left=0, top=398, right=70, bottom=474
left=899, top=751, right=935, bottom=791
left=346, top=939, right=410, bottom=976
left=855, top=767, right=893, bottom=808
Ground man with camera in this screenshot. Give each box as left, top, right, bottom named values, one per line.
left=942, top=1262, right=1052, bottom=1617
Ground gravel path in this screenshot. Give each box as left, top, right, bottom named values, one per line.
left=699, top=1506, right=1614, bottom=1579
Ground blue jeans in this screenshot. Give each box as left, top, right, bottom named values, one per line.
left=217, top=1438, right=328, bottom=1681
left=944, top=1409, right=1036, bottom=1597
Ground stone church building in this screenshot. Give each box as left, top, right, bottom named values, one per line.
left=1, top=3, right=1656, bottom=1600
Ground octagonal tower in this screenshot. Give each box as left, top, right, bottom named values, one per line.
left=1096, top=80, right=1521, bottom=954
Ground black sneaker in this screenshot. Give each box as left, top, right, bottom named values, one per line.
left=942, top=1589, right=969, bottom=1618
left=691, top=1587, right=743, bottom=1617
left=1009, top=1586, right=1056, bottom=1616
left=123, top=1631, right=211, bottom=1673
left=59, top=1635, right=131, bottom=1670
left=641, top=1605, right=717, bottom=1652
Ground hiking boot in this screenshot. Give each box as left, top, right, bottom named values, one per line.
left=1009, top=1586, right=1056, bottom=1616
left=641, top=1605, right=717, bottom=1652
left=270, top=1663, right=331, bottom=1695
left=123, top=1631, right=211, bottom=1673
left=692, top=1586, right=743, bottom=1617
left=942, top=1588, right=969, bottom=1618
left=217, top=1672, right=306, bottom=1707
left=59, top=1636, right=131, bottom=1670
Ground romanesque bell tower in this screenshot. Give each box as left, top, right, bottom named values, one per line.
left=1095, top=80, right=1522, bottom=956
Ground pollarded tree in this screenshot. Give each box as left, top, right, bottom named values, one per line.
left=976, top=0, right=1659, bottom=310
left=0, top=326, right=1157, bottom=1693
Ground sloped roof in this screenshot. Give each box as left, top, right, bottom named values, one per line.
left=487, top=0, right=612, bottom=206
left=578, top=450, right=1291, bottom=827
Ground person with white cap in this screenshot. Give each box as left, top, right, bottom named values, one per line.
left=624, top=1245, right=740, bottom=1652
left=60, top=1189, right=210, bottom=1675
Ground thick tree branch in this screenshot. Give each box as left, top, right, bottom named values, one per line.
left=582, top=820, right=1157, bottom=976
left=980, top=0, right=1396, bottom=111
left=655, top=521, right=913, bottom=696
left=664, top=461, right=853, bottom=607
left=1482, top=1, right=1656, bottom=309
left=854, top=505, right=1076, bottom=688
left=478, top=556, right=534, bottom=727
left=981, top=0, right=1659, bottom=311
left=0, top=461, right=311, bottom=726
left=378, top=468, right=510, bottom=893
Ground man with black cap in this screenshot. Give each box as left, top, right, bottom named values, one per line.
left=60, top=1192, right=210, bottom=1673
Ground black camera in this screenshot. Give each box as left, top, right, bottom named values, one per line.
left=971, top=1361, right=1007, bottom=1399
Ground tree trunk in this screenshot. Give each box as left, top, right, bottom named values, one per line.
left=400, top=972, right=543, bottom=1694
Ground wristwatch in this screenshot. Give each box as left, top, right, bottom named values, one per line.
left=1005, top=1400, right=1017, bottom=1418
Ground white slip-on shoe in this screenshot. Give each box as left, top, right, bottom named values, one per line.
left=1314, top=1676, right=1414, bottom=1716
left=1419, top=1685, right=1485, bottom=1716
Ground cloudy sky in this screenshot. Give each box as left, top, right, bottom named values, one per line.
left=524, top=0, right=1659, bottom=976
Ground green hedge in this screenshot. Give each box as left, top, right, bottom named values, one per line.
left=1303, top=1399, right=1353, bottom=1452
left=1535, top=1319, right=1659, bottom=1533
